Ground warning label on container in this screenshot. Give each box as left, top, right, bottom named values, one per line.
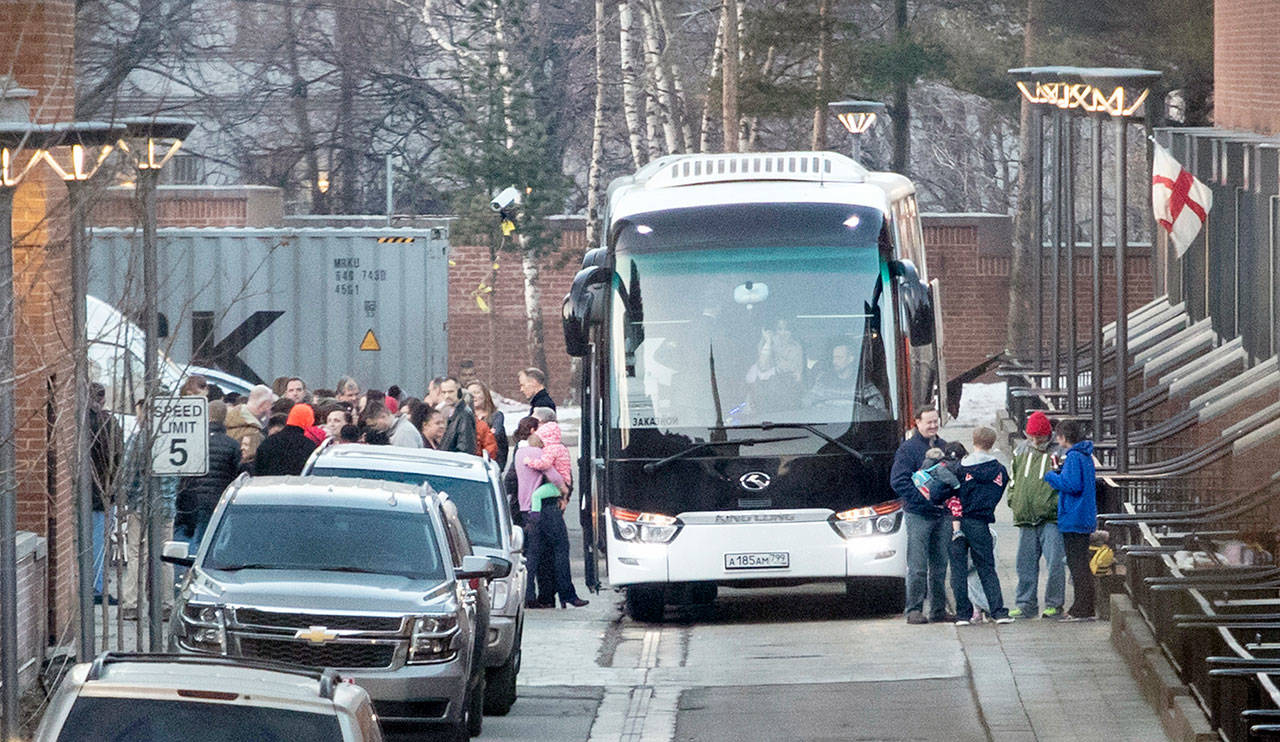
left=360, top=329, right=381, bottom=351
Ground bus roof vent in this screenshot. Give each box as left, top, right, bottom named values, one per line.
left=644, top=152, right=867, bottom=189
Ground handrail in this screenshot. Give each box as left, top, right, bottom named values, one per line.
left=1142, top=328, right=1217, bottom=382
left=1134, top=317, right=1213, bottom=367
left=1101, top=477, right=1278, bottom=523
left=1164, top=337, right=1246, bottom=396
left=1190, top=357, right=1279, bottom=413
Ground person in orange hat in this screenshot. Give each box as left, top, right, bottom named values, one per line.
left=253, top=402, right=319, bottom=475
left=1005, top=410, right=1065, bottom=619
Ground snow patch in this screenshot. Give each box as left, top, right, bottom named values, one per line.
left=951, top=382, right=1007, bottom=428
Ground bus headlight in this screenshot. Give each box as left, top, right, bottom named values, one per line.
left=829, top=501, right=902, bottom=539
left=611, top=506, right=683, bottom=544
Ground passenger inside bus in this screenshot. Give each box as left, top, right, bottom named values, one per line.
left=745, top=318, right=807, bottom=413
left=805, top=342, right=888, bottom=414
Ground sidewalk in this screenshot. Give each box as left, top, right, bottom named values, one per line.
left=946, top=383, right=1166, bottom=741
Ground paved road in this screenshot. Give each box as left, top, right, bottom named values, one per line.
left=478, top=417, right=1168, bottom=742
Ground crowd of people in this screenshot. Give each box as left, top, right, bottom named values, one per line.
left=890, top=406, right=1100, bottom=626
left=86, top=366, right=587, bottom=618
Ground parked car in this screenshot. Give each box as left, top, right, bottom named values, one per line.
left=164, top=475, right=508, bottom=740
left=302, top=443, right=527, bottom=716
left=33, top=652, right=383, bottom=741
left=188, top=364, right=255, bottom=397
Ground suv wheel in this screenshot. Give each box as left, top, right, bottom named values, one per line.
left=467, top=674, right=485, bottom=738
left=484, top=647, right=519, bottom=716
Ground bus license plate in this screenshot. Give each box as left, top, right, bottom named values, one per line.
left=724, top=552, right=790, bottom=570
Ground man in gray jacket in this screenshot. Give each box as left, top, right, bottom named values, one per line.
left=366, top=401, right=423, bottom=448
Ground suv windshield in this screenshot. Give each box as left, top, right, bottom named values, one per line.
left=203, top=504, right=445, bottom=580
left=310, top=467, right=501, bottom=549
left=56, top=697, right=342, bottom=741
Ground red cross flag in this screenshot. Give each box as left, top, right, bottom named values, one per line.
left=1152, top=143, right=1212, bottom=257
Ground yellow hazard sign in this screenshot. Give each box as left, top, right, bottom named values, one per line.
left=360, top=329, right=381, bottom=351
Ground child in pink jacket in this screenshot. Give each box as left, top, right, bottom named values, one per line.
left=521, top=420, right=573, bottom=488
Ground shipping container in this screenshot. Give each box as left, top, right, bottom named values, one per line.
left=89, top=225, right=450, bottom=396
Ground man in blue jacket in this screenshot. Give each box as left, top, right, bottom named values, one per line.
left=890, top=405, right=949, bottom=624
left=1043, top=420, right=1097, bottom=621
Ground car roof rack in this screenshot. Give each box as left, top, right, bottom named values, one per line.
left=85, top=652, right=340, bottom=700
left=302, top=437, right=338, bottom=471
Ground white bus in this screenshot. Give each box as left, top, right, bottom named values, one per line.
left=562, top=152, right=942, bottom=621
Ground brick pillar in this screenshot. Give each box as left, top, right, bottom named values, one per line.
left=1, top=0, right=80, bottom=640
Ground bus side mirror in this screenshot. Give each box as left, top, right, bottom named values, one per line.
left=563, top=265, right=608, bottom=357
left=889, top=259, right=935, bottom=346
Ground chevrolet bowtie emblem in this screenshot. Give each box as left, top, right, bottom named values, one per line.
left=296, top=626, right=340, bottom=644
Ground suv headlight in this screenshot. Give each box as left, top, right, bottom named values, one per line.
left=611, top=507, right=682, bottom=544
left=408, top=614, right=460, bottom=664
left=830, top=501, right=903, bottom=539
left=177, top=602, right=226, bottom=653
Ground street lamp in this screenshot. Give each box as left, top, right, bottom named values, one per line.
left=37, top=120, right=128, bottom=664
left=827, top=100, right=886, bottom=166
left=0, top=114, right=70, bottom=742
left=1011, top=66, right=1160, bottom=469
left=116, top=116, right=195, bottom=649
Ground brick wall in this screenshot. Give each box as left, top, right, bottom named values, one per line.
left=92, top=185, right=284, bottom=228
left=447, top=222, right=586, bottom=402
left=1, top=0, right=80, bottom=641
left=926, top=214, right=1154, bottom=379
left=1215, top=0, right=1280, bottom=135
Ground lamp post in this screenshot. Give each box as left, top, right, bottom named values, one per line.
left=1011, top=66, right=1160, bottom=463
left=117, top=116, right=195, bottom=649
left=828, top=100, right=886, bottom=166
left=37, top=121, right=127, bottom=663
left=0, top=116, right=67, bottom=742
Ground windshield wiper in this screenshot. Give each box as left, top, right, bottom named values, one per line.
left=713, top=422, right=868, bottom=466
left=642, top=435, right=806, bottom=473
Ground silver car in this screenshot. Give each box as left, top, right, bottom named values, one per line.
left=34, top=652, right=382, bottom=741
left=164, top=476, right=508, bottom=741
left=303, top=442, right=528, bottom=716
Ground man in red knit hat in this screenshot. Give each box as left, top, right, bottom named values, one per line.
left=1005, top=411, right=1066, bottom=619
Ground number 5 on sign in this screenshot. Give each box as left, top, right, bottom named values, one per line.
left=152, top=396, right=209, bottom=476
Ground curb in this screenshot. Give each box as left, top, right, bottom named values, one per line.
left=1109, top=594, right=1216, bottom=742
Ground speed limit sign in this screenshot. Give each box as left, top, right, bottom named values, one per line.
left=152, top=396, right=209, bottom=476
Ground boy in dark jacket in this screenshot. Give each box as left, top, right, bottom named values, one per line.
left=1043, top=420, right=1098, bottom=621
left=950, top=426, right=1012, bottom=625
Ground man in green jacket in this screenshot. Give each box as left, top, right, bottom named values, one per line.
left=1006, top=411, right=1065, bottom=618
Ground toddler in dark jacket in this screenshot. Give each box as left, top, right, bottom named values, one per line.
left=951, top=426, right=1012, bottom=625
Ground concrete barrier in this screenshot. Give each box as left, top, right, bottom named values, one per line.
left=1109, top=593, right=1215, bottom=742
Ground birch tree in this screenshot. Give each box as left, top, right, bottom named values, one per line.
left=618, top=0, right=648, bottom=168
left=585, top=0, right=608, bottom=245
left=720, top=0, right=740, bottom=153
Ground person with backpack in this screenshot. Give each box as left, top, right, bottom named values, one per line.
left=1043, top=420, right=1098, bottom=622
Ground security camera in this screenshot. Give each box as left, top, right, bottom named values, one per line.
left=490, top=186, right=521, bottom=212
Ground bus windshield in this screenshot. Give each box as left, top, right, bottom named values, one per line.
left=610, top=205, right=896, bottom=433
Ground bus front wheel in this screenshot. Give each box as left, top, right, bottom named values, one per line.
left=626, top=585, right=667, bottom=623
left=845, top=577, right=906, bottom=616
